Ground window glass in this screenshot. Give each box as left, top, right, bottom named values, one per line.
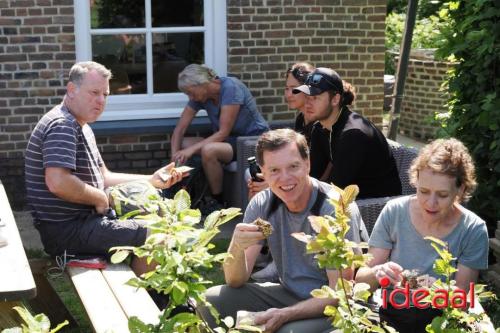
left=92, top=34, right=147, bottom=95
left=90, top=0, right=145, bottom=29
left=153, top=33, right=204, bottom=93
left=76, top=0, right=227, bottom=120
left=151, top=0, right=203, bottom=27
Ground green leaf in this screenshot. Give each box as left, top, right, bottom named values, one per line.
left=174, top=189, right=191, bottom=212
left=110, top=249, right=130, bottom=264
left=221, top=316, right=234, bottom=328
left=12, top=306, right=40, bottom=329
left=50, top=320, right=69, bottom=333
left=128, top=316, right=154, bottom=333
left=353, top=283, right=371, bottom=302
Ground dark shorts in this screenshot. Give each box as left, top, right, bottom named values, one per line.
left=35, top=213, right=147, bottom=258
left=225, top=136, right=237, bottom=161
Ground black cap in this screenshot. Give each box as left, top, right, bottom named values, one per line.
left=292, top=67, right=343, bottom=96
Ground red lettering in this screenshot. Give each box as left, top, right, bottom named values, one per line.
left=389, top=283, right=410, bottom=309
left=382, top=288, right=388, bottom=309
left=469, top=282, right=475, bottom=309
left=432, top=289, right=449, bottom=309
left=412, top=289, right=430, bottom=309
left=382, top=283, right=475, bottom=310
left=451, top=289, right=467, bottom=309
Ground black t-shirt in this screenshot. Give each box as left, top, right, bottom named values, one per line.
left=294, top=113, right=329, bottom=179
left=310, top=107, right=402, bottom=199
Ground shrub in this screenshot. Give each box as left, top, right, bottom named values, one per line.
left=385, top=12, right=449, bottom=74
left=436, top=0, right=500, bottom=229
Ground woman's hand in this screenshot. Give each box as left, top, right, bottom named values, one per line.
left=172, top=148, right=194, bottom=165
left=372, top=261, right=404, bottom=286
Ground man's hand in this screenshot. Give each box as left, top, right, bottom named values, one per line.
left=150, top=162, right=186, bottom=189
left=95, top=190, right=109, bottom=215
left=247, top=176, right=268, bottom=199
left=254, top=308, right=288, bottom=333
left=230, top=223, right=266, bottom=252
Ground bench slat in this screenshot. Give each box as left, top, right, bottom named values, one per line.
left=101, top=263, right=160, bottom=325
left=68, top=266, right=129, bottom=333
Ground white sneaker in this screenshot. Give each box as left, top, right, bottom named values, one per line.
left=251, top=261, right=279, bottom=282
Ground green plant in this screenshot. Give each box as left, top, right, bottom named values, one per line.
left=387, top=0, right=446, bottom=18
left=435, top=0, right=500, bottom=228
left=292, top=185, right=395, bottom=333
left=111, top=189, right=244, bottom=333
left=1, top=306, right=68, bottom=333
left=385, top=12, right=449, bottom=74
left=424, top=237, right=495, bottom=332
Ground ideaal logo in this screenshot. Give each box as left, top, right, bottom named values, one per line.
left=379, top=277, right=475, bottom=309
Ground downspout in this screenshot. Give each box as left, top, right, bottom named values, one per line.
left=388, top=0, right=419, bottom=140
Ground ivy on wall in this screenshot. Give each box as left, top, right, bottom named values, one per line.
left=437, top=0, right=500, bottom=228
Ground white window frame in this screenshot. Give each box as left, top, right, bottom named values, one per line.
left=74, top=0, right=227, bottom=121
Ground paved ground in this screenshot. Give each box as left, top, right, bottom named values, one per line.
left=13, top=134, right=426, bottom=252
left=13, top=210, right=43, bottom=250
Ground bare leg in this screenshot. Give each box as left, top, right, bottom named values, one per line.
left=200, top=142, right=233, bottom=195
left=131, top=256, right=156, bottom=277
left=180, top=137, right=204, bottom=152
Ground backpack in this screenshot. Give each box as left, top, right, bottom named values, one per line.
left=107, top=180, right=165, bottom=218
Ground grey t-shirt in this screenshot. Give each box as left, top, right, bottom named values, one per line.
left=188, top=76, right=269, bottom=136
left=369, top=195, right=489, bottom=281
left=244, top=178, right=366, bottom=300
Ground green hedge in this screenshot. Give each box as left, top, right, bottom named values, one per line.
left=437, top=0, right=500, bottom=228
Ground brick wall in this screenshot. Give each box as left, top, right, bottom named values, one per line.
left=0, top=0, right=76, bottom=208
left=226, top=0, right=387, bottom=125
left=397, top=53, right=454, bottom=141
left=0, top=0, right=387, bottom=208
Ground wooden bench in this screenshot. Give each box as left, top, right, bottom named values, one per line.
left=67, top=263, right=160, bottom=333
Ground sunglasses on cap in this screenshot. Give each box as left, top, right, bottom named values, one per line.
left=287, top=67, right=309, bottom=84
left=305, top=73, right=340, bottom=92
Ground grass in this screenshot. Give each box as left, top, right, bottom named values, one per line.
left=25, top=248, right=92, bottom=332
left=47, top=274, right=92, bottom=332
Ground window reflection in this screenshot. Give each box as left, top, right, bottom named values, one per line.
left=151, top=0, right=203, bottom=27
left=90, top=0, right=145, bottom=29
left=153, top=33, right=204, bottom=93
left=89, top=1, right=205, bottom=95
left=92, top=34, right=147, bottom=95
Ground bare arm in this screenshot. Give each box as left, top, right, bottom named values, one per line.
left=180, top=104, right=240, bottom=154
left=101, top=162, right=185, bottom=189
left=254, top=269, right=352, bottom=332
left=45, top=167, right=109, bottom=214
left=355, top=247, right=394, bottom=292
left=223, top=223, right=265, bottom=287
left=171, top=105, right=197, bottom=157
left=455, top=264, right=479, bottom=292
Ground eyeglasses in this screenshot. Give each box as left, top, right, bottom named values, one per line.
left=305, top=73, right=338, bottom=89
left=287, top=67, right=309, bottom=84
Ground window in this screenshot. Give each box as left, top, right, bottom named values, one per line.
left=74, top=0, right=227, bottom=121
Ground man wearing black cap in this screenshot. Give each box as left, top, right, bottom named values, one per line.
left=293, top=67, right=402, bottom=199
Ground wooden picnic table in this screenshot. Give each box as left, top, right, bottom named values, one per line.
left=0, top=180, right=36, bottom=301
